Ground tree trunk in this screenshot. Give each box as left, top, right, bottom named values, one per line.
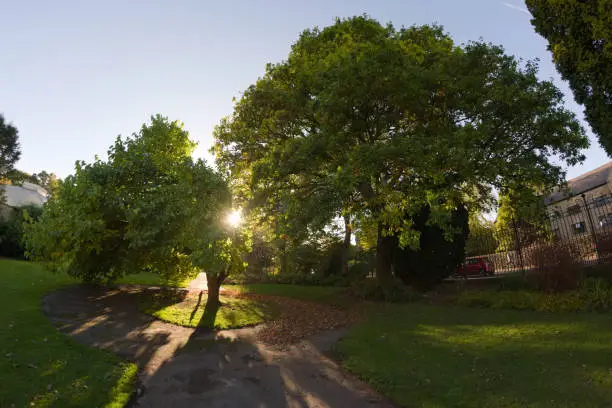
left=376, top=222, right=394, bottom=285
left=205, top=273, right=223, bottom=310
left=280, top=238, right=288, bottom=275
left=342, top=214, right=351, bottom=275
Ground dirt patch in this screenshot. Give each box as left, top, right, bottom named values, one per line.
left=245, top=294, right=364, bottom=347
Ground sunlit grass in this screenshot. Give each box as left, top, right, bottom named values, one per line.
left=0, top=260, right=137, bottom=407
left=139, top=290, right=277, bottom=329
left=338, top=303, right=612, bottom=408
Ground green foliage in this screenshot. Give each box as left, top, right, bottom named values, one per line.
left=0, top=260, right=137, bottom=407
left=393, top=204, right=469, bottom=290
left=215, top=16, right=587, bottom=284
left=338, top=303, right=612, bottom=407
left=0, top=205, right=43, bottom=259
left=25, top=115, right=232, bottom=284
left=527, top=0, right=612, bottom=155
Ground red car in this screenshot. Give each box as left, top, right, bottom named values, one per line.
left=455, top=257, right=495, bottom=277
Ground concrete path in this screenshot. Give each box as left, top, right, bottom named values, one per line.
left=42, top=286, right=395, bottom=408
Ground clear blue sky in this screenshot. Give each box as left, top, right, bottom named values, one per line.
left=1, top=0, right=608, bottom=180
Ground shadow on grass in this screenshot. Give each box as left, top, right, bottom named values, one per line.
left=338, top=304, right=612, bottom=407
left=138, top=288, right=277, bottom=330
left=189, top=290, right=204, bottom=323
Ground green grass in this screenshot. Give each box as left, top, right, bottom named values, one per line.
left=338, top=303, right=612, bottom=408
left=139, top=290, right=277, bottom=329
left=231, top=283, right=343, bottom=303
left=0, top=260, right=137, bottom=407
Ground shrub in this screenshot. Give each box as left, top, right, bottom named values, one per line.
left=583, top=263, right=612, bottom=283
left=455, top=278, right=612, bottom=313
left=321, top=274, right=350, bottom=287
left=349, top=278, right=418, bottom=302
left=393, top=204, right=469, bottom=291
left=527, top=242, right=582, bottom=292
left=0, top=205, right=43, bottom=259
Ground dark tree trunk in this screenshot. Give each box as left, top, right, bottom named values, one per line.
left=205, top=272, right=224, bottom=310
left=376, top=222, right=394, bottom=285
left=342, top=214, right=351, bottom=275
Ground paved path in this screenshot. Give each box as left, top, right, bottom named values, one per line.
left=43, top=285, right=395, bottom=408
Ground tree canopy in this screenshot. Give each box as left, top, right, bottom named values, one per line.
left=214, top=16, right=588, bottom=283
left=527, top=0, right=612, bottom=155
left=25, top=116, right=236, bottom=298
left=0, top=114, right=21, bottom=202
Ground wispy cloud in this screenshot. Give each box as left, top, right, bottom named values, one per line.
left=502, top=2, right=530, bottom=14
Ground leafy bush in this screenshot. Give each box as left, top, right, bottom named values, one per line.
left=393, top=204, right=469, bottom=291
left=527, top=242, right=582, bottom=292
left=0, top=205, right=43, bottom=259
left=455, top=278, right=612, bottom=313
left=321, top=274, right=350, bottom=287
left=349, top=278, right=418, bottom=302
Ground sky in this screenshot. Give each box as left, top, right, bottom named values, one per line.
left=1, top=0, right=608, bottom=180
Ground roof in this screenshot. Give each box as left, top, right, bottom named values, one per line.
left=544, top=162, right=612, bottom=205
left=1, top=182, right=49, bottom=208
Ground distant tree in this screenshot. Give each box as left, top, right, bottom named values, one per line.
left=495, top=187, right=548, bottom=250
left=31, top=171, right=61, bottom=197
left=25, top=115, right=237, bottom=309
left=526, top=0, right=612, bottom=155
left=214, top=16, right=588, bottom=288
left=466, top=213, right=497, bottom=256
left=0, top=115, right=21, bottom=203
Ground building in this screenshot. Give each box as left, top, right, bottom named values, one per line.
left=0, top=182, right=49, bottom=218
left=545, top=162, right=612, bottom=240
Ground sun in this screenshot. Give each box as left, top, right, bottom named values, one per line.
left=227, top=209, right=242, bottom=228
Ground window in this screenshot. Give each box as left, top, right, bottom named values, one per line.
left=572, top=221, right=586, bottom=235
left=599, top=213, right=612, bottom=228
left=549, top=209, right=562, bottom=219
left=567, top=204, right=582, bottom=215
left=593, top=195, right=612, bottom=208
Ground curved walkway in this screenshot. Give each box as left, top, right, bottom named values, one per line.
left=43, top=285, right=396, bottom=408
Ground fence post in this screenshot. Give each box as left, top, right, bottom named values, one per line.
left=512, top=217, right=526, bottom=277
left=581, top=193, right=600, bottom=262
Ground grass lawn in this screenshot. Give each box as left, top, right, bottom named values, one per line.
left=338, top=303, right=612, bottom=408
left=0, top=259, right=137, bottom=408
left=139, top=289, right=277, bottom=329
left=232, top=283, right=343, bottom=303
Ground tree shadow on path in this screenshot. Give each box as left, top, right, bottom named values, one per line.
left=43, top=285, right=395, bottom=408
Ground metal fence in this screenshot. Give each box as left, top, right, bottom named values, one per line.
left=465, top=195, right=612, bottom=275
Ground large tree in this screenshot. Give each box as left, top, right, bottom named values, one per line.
left=214, top=16, right=588, bottom=286
left=0, top=115, right=21, bottom=202
left=526, top=0, right=612, bottom=155
left=25, top=115, right=238, bottom=308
